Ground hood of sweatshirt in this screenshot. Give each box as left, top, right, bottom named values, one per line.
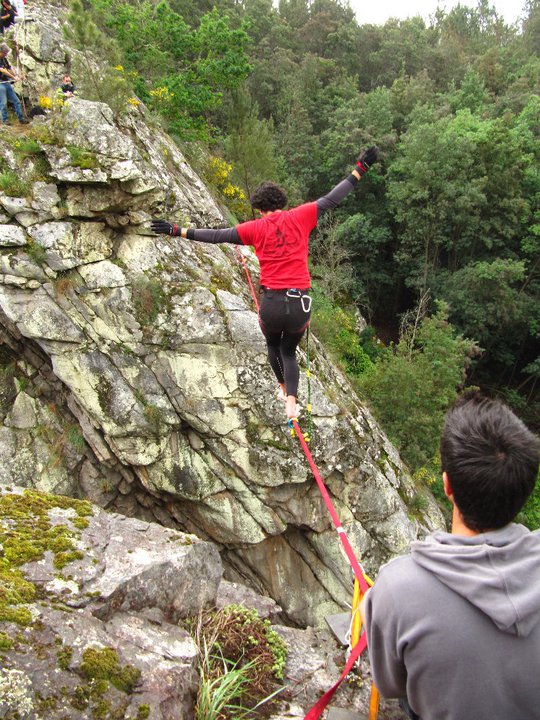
left=411, top=524, right=540, bottom=637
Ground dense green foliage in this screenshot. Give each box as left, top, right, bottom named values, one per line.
left=65, top=0, right=135, bottom=113
left=357, top=301, right=480, bottom=469
left=75, top=0, right=539, bottom=520
left=82, top=0, right=251, bottom=137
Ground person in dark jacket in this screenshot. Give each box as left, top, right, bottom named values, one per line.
left=0, top=0, right=16, bottom=33
left=151, top=147, right=379, bottom=419
left=60, top=73, right=76, bottom=98
left=360, top=391, right=540, bottom=720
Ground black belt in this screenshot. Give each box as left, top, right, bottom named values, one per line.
left=260, top=287, right=310, bottom=294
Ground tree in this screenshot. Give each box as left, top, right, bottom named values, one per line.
left=438, top=256, right=539, bottom=384
left=361, top=17, right=431, bottom=90
left=390, top=70, right=437, bottom=133
left=87, top=0, right=251, bottom=137
left=223, top=86, right=278, bottom=200
left=335, top=212, right=395, bottom=319
left=274, top=102, right=318, bottom=202
left=242, top=0, right=279, bottom=44
left=447, top=67, right=491, bottom=113
left=358, top=302, right=480, bottom=470
left=64, top=0, right=134, bottom=113
left=522, top=0, right=540, bottom=54
left=277, top=0, right=309, bottom=30
left=387, top=108, right=526, bottom=291
left=310, top=217, right=356, bottom=303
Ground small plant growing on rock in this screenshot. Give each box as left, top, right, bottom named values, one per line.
left=189, top=604, right=287, bottom=719
left=0, top=631, right=14, bottom=651
left=67, top=424, right=85, bottom=451
left=25, top=240, right=48, bottom=267
left=12, top=137, right=42, bottom=158
left=27, top=122, right=57, bottom=145
left=132, top=275, right=166, bottom=326
left=143, top=403, right=165, bottom=434
left=67, top=145, right=99, bottom=170
left=0, top=170, right=31, bottom=198
left=56, top=641, right=73, bottom=670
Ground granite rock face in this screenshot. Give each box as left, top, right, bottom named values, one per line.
left=0, top=4, right=444, bottom=632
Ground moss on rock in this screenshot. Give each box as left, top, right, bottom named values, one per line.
left=80, top=647, right=141, bottom=693
left=0, top=489, right=93, bottom=629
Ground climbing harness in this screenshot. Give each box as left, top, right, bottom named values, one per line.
left=286, top=287, right=312, bottom=314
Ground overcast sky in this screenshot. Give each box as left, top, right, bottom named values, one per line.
left=348, top=0, right=527, bottom=26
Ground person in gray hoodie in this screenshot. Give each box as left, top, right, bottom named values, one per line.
left=360, top=391, right=540, bottom=720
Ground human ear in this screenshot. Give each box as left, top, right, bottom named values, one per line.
left=443, top=471, right=453, bottom=501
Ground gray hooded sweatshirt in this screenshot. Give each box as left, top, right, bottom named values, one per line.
left=364, top=524, right=540, bottom=720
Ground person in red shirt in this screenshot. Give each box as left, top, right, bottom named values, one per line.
left=151, top=146, right=379, bottom=419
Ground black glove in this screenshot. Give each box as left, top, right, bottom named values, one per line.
left=151, top=219, right=178, bottom=236
left=356, top=146, right=379, bottom=175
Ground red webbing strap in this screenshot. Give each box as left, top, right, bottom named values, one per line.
left=232, top=213, right=372, bottom=720
left=304, top=634, right=368, bottom=720
left=234, top=245, right=259, bottom=312
left=291, top=418, right=370, bottom=595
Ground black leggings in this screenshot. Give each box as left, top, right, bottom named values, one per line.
left=259, top=291, right=311, bottom=398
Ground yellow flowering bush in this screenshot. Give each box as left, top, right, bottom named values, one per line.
left=149, top=86, right=175, bottom=104
left=222, top=182, right=245, bottom=199
left=39, top=93, right=65, bottom=111
left=206, top=157, right=249, bottom=219
left=208, top=157, right=232, bottom=185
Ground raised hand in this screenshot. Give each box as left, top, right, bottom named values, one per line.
left=356, top=146, right=380, bottom=175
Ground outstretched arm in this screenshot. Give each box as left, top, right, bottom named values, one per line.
left=150, top=221, right=241, bottom=245
left=316, top=146, right=379, bottom=218
left=0, top=65, right=17, bottom=81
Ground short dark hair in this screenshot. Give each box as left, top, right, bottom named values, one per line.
left=440, top=391, right=539, bottom=531
left=249, top=181, right=287, bottom=212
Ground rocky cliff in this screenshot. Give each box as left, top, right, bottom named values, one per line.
left=2, top=485, right=406, bottom=720
left=0, top=1, right=444, bottom=630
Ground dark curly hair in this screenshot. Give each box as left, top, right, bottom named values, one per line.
left=249, top=182, right=287, bottom=212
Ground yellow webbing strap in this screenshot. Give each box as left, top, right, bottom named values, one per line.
left=351, top=577, right=380, bottom=720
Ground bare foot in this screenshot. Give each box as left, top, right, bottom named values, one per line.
left=286, top=395, right=298, bottom=419
left=277, top=385, right=287, bottom=402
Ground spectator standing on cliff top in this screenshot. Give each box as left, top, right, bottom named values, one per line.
left=0, top=42, right=28, bottom=123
